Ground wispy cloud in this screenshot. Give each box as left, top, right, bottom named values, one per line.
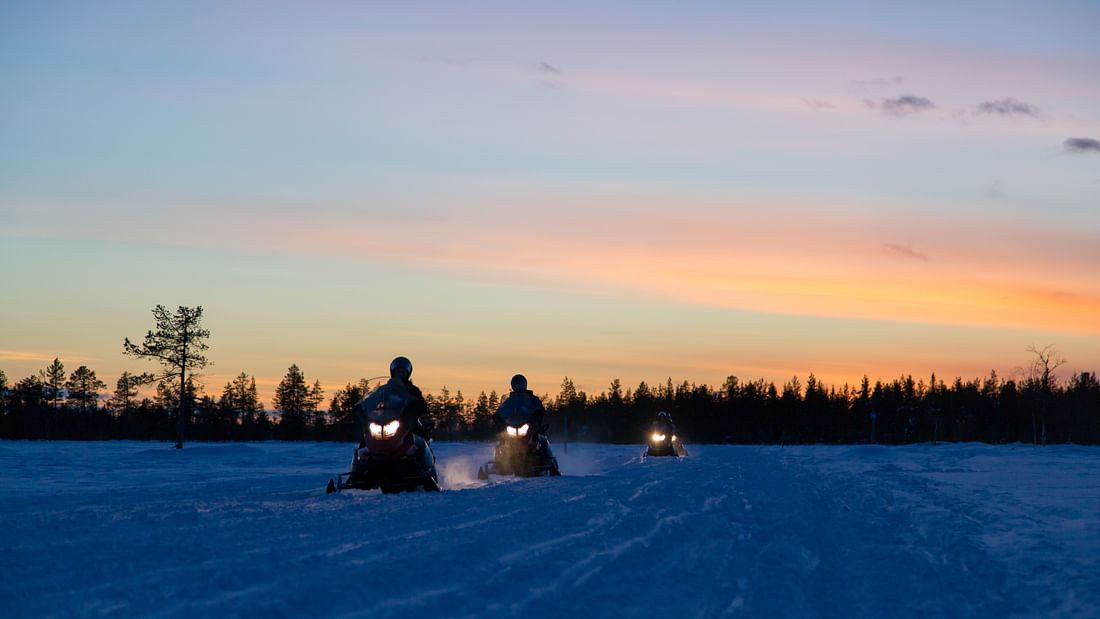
left=537, top=61, right=561, bottom=74
left=0, top=350, right=97, bottom=363
left=536, top=61, right=564, bottom=89
left=976, top=98, right=1039, bottom=117
left=802, top=98, right=835, bottom=110
left=853, top=76, right=904, bottom=87
left=1064, top=137, right=1100, bottom=153
left=880, top=95, right=935, bottom=116
left=883, top=243, right=928, bottom=261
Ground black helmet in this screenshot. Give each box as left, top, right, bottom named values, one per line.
left=510, top=374, right=527, bottom=391
left=390, top=356, right=413, bottom=378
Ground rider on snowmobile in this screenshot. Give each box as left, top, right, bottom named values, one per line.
left=354, top=356, right=432, bottom=442
left=645, top=410, right=684, bottom=457
left=328, top=356, right=438, bottom=493
left=493, top=374, right=546, bottom=433
left=651, top=411, right=677, bottom=438
left=479, top=373, right=560, bottom=477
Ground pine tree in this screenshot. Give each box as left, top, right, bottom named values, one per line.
left=14, top=375, right=46, bottom=410
left=64, top=366, right=107, bottom=413
left=249, top=378, right=261, bottom=409
left=219, top=372, right=264, bottom=425
left=109, top=371, right=156, bottom=413
left=124, top=305, right=210, bottom=448
left=472, top=390, right=493, bottom=438
left=608, top=379, right=624, bottom=406
left=309, top=380, right=326, bottom=434
left=556, top=377, right=578, bottom=409
left=0, top=369, right=8, bottom=417
left=156, top=377, right=201, bottom=415
left=328, top=379, right=369, bottom=437
left=273, top=365, right=323, bottom=439
left=721, top=376, right=740, bottom=400
left=450, top=389, right=468, bottom=435
left=40, top=358, right=66, bottom=408
left=433, top=386, right=462, bottom=438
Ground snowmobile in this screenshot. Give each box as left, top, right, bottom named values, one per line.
left=326, top=395, right=440, bottom=494
left=643, top=430, right=687, bottom=459
left=478, top=422, right=561, bottom=479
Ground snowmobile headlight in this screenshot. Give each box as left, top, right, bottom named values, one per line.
left=369, top=420, right=401, bottom=439
left=506, top=424, right=529, bottom=437
left=671, top=435, right=677, bottom=442
left=651, top=433, right=666, bottom=442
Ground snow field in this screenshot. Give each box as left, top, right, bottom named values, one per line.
left=1, top=441, right=1097, bottom=618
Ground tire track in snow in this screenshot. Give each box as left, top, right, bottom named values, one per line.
left=318, top=506, right=529, bottom=559
left=503, top=453, right=720, bottom=616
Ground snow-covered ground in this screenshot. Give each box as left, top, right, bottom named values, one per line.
left=1, top=440, right=1097, bottom=618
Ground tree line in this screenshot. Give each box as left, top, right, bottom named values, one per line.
left=1, top=306, right=1097, bottom=446
left=3, top=360, right=1098, bottom=446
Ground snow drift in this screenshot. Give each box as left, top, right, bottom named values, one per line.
left=1, top=441, right=1097, bottom=617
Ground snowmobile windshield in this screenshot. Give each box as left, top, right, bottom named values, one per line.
left=363, top=379, right=411, bottom=423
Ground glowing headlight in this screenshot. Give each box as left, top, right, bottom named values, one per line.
left=651, top=433, right=666, bottom=442
left=506, top=424, right=530, bottom=437
left=671, top=435, right=677, bottom=442
left=506, top=426, right=517, bottom=437
left=518, top=424, right=529, bottom=437
left=369, top=420, right=401, bottom=439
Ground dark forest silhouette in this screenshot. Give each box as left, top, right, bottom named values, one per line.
left=2, top=306, right=1097, bottom=445
left=2, top=363, right=1097, bottom=446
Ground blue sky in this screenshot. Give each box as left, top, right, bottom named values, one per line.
left=2, top=1, right=1098, bottom=403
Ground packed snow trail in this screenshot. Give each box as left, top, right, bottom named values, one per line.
left=1, top=441, right=1097, bottom=617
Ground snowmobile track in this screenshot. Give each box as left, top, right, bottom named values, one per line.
left=1, top=441, right=1096, bottom=618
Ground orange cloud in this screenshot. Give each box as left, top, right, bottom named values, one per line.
left=9, top=189, right=1098, bottom=337
left=0, top=350, right=98, bottom=364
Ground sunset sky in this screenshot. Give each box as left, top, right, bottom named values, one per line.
left=2, top=1, right=1098, bottom=406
